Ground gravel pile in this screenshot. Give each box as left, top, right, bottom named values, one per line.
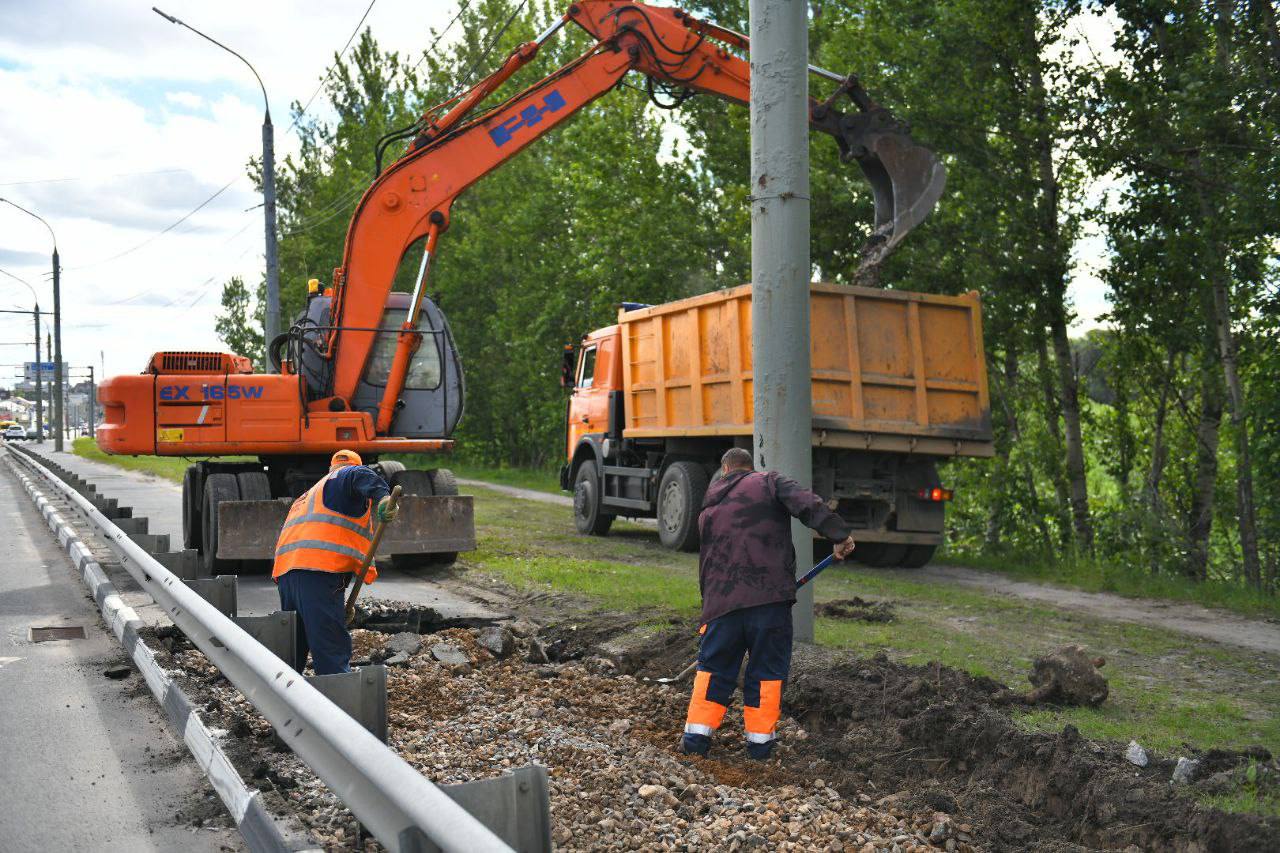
left=166, top=623, right=981, bottom=852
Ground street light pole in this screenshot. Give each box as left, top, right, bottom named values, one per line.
left=152, top=7, right=280, bottom=368
left=53, top=245, right=63, bottom=448
left=0, top=197, right=62, bottom=450
left=0, top=267, right=44, bottom=441
left=33, top=304, right=42, bottom=441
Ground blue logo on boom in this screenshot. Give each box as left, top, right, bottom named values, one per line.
left=488, top=90, right=567, bottom=148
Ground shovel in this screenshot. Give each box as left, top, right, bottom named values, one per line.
left=651, top=554, right=839, bottom=684
left=344, top=485, right=401, bottom=625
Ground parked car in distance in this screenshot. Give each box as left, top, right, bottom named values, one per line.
left=4, top=424, right=28, bottom=441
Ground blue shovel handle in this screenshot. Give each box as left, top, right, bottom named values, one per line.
left=796, top=553, right=836, bottom=588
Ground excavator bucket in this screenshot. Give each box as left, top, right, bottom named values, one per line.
left=812, top=92, right=947, bottom=270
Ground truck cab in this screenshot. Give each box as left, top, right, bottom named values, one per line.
left=565, top=325, right=621, bottom=461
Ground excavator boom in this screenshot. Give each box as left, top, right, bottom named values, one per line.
left=325, top=0, right=946, bottom=415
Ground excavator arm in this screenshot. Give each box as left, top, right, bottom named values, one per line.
left=322, top=0, right=946, bottom=430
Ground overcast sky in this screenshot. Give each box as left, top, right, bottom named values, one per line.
left=0, top=1, right=1119, bottom=390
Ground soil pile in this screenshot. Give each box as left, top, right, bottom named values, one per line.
left=781, top=646, right=1278, bottom=852
left=815, top=598, right=896, bottom=623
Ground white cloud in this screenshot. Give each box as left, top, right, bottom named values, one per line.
left=0, top=0, right=461, bottom=385
left=165, top=90, right=204, bottom=109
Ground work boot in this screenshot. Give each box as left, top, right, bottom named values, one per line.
left=745, top=739, right=776, bottom=761
left=679, top=733, right=711, bottom=757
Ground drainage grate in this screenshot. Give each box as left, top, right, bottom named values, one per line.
left=29, top=626, right=87, bottom=642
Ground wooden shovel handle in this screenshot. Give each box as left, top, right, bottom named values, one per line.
left=344, top=485, right=401, bottom=624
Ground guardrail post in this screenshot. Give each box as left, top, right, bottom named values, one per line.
left=441, top=765, right=553, bottom=853
left=306, top=665, right=388, bottom=743
left=233, top=611, right=297, bottom=668
left=155, top=549, right=202, bottom=580
left=186, top=575, right=238, bottom=617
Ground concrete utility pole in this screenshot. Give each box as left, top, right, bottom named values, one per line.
left=750, top=0, right=815, bottom=642
left=153, top=7, right=280, bottom=368
left=33, top=305, right=42, bottom=441
left=87, top=366, right=95, bottom=438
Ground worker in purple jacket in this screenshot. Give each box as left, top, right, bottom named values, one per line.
left=682, top=448, right=856, bottom=760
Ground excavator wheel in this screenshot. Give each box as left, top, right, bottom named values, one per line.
left=376, top=460, right=406, bottom=480
left=422, top=468, right=460, bottom=568
left=201, top=473, right=241, bottom=576
left=182, top=465, right=202, bottom=550
left=235, top=471, right=274, bottom=575
left=428, top=467, right=459, bottom=496
left=388, top=469, right=441, bottom=571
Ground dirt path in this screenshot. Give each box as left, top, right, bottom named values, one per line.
left=876, top=563, right=1280, bottom=657
left=459, top=476, right=1280, bottom=656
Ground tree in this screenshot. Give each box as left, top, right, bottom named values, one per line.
left=214, top=276, right=264, bottom=368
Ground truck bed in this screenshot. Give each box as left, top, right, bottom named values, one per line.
left=620, top=283, right=993, bottom=457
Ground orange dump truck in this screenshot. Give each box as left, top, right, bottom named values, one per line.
left=560, top=283, right=993, bottom=567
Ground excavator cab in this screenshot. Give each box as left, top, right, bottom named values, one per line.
left=282, top=290, right=464, bottom=439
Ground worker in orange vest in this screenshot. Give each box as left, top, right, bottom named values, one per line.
left=273, top=449, right=398, bottom=675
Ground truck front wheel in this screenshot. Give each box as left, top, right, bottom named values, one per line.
left=657, top=461, right=709, bottom=552
left=573, top=461, right=614, bottom=536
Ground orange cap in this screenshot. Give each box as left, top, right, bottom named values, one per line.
left=330, top=449, right=362, bottom=468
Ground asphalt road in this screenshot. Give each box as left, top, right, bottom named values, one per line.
left=0, top=459, right=241, bottom=851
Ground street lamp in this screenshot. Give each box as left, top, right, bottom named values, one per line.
left=152, top=6, right=280, bottom=369
left=0, top=198, right=62, bottom=449
left=0, top=268, right=46, bottom=441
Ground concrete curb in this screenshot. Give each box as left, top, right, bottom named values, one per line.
left=4, top=453, right=317, bottom=853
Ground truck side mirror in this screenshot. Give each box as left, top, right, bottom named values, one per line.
left=560, top=345, right=576, bottom=389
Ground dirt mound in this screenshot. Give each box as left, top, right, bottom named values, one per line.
left=815, top=597, right=896, bottom=623
left=783, top=648, right=1279, bottom=852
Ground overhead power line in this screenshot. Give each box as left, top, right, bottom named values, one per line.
left=291, top=0, right=380, bottom=130
left=67, top=178, right=240, bottom=271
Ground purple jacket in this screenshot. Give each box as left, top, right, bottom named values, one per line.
left=697, top=470, right=853, bottom=625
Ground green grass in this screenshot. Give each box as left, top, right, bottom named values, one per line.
left=71, top=437, right=259, bottom=483
left=944, top=548, right=1280, bottom=619
left=1198, top=763, right=1280, bottom=819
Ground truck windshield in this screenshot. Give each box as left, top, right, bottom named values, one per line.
left=364, top=307, right=442, bottom=389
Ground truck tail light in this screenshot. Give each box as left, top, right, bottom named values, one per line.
left=917, top=487, right=953, bottom=502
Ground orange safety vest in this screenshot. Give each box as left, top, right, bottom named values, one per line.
left=272, top=471, right=377, bottom=583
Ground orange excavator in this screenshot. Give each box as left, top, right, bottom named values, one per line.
left=97, top=0, right=946, bottom=575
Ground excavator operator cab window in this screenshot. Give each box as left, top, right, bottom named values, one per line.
left=577, top=346, right=597, bottom=389
left=365, top=308, right=442, bottom=389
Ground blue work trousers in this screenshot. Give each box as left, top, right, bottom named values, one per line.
left=277, top=569, right=353, bottom=675
left=685, top=601, right=792, bottom=753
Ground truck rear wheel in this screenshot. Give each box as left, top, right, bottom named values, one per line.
left=855, top=543, right=908, bottom=568
left=573, top=460, right=613, bottom=536
left=182, top=465, right=202, bottom=550
left=898, top=544, right=936, bottom=568
left=201, top=473, right=241, bottom=575
left=657, top=461, right=709, bottom=552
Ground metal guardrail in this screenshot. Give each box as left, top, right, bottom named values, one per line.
left=9, top=446, right=544, bottom=853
